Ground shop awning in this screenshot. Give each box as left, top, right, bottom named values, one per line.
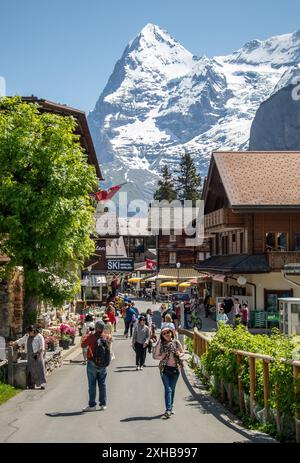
left=178, top=281, right=192, bottom=288
left=128, top=277, right=142, bottom=283
left=81, top=274, right=107, bottom=287
left=195, top=254, right=270, bottom=274
left=159, top=281, right=179, bottom=287
left=158, top=267, right=208, bottom=280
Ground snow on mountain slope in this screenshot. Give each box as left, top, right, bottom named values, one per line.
left=88, top=25, right=300, bottom=201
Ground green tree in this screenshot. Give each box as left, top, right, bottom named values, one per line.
left=176, top=152, right=202, bottom=202
left=0, top=97, right=98, bottom=326
left=153, top=165, right=177, bottom=201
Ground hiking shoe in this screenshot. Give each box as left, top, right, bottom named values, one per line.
left=82, top=405, right=96, bottom=412
left=99, top=405, right=107, bottom=411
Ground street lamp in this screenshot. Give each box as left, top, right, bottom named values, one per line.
left=176, top=262, right=181, bottom=284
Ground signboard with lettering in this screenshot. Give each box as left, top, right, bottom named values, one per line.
left=106, top=258, right=134, bottom=271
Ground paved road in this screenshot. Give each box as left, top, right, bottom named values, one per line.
left=0, top=300, right=274, bottom=443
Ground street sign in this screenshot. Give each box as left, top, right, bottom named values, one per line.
left=106, top=258, right=134, bottom=271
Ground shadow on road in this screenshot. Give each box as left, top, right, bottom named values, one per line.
left=181, top=368, right=275, bottom=443
left=120, top=414, right=163, bottom=422
left=45, top=411, right=85, bottom=417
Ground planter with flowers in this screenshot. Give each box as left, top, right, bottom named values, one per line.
left=59, top=323, right=71, bottom=349
left=45, top=335, right=59, bottom=351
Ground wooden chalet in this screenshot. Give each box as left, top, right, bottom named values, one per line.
left=196, top=151, right=300, bottom=311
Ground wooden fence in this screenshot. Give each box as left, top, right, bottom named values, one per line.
left=179, top=328, right=300, bottom=442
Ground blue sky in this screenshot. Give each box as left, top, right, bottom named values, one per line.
left=1, top=0, right=300, bottom=112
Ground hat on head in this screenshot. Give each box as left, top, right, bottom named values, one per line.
left=95, top=320, right=105, bottom=332
left=161, top=323, right=175, bottom=333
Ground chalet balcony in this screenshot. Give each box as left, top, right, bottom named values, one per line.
left=267, top=251, right=300, bottom=271
left=204, top=208, right=246, bottom=232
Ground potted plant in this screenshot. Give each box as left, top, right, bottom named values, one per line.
left=59, top=334, right=71, bottom=349
left=67, top=326, right=76, bottom=345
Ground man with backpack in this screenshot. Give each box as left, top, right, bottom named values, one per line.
left=124, top=304, right=137, bottom=338
left=81, top=320, right=111, bottom=412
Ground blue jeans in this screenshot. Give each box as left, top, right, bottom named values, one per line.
left=87, top=361, right=107, bottom=407
left=161, top=369, right=180, bottom=412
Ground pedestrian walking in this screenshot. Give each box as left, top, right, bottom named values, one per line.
left=151, top=288, right=157, bottom=304
left=148, top=323, right=157, bottom=354
left=124, top=304, right=137, bottom=338
left=161, top=313, right=175, bottom=331
left=106, top=304, right=117, bottom=331
left=223, top=296, right=234, bottom=323
left=161, top=306, right=179, bottom=331
left=146, top=308, right=153, bottom=328
left=216, top=305, right=229, bottom=330
left=102, top=313, right=115, bottom=360
left=81, top=314, right=94, bottom=364
left=240, top=303, right=250, bottom=329
left=11, top=326, right=47, bottom=389
left=132, top=315, right=150, bottom=370
left=234, top=298, right=242, bottom=327
left=81, top=320, right=111, bottom=411
left=153, top=324, right=184, bottom=418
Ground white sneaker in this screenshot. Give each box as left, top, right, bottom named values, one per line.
left=171, top=409, right=175, bottom=415
left=99, top=405, right=107, bottom=411
left=140, top=366, right=143, bottom=370
left=136, top=366, right=139, bottom=370
left=82, top=405, right=96, bottom=412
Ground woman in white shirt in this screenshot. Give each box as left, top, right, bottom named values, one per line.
left=12, top=326, right=47, bottom=389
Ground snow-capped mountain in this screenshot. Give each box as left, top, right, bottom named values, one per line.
left=88, top=24, right=300, bottom=201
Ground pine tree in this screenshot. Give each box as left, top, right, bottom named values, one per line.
left=153, top=165, right=178, bottom=201
left=176, top=153, right=202, bottom=202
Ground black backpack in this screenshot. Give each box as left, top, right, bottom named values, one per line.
left=93, top=336, right=111, bottom=367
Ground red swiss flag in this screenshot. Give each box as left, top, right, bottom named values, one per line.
left=146, top=259, right=157, bottom=270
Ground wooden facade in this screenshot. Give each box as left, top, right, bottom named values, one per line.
left=158, top=232, right=209, bottom=268
left=201, top=152, right=300, bottom=273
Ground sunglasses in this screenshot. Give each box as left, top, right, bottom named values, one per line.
left=162, top=331, right=172, bottom=335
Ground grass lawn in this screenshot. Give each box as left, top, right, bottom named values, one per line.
left=0, top=382, right=21, bottom=405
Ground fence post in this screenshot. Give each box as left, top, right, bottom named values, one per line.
left=262, top=359, right=270, bottom=422
left=220, top=378, right=226, bottom=403
left=293, top=363, right=300, bottom=443
left=229, top=383, right=234, bottom=408
left=7, top=346, right=14, bottom=386
left=199, top=336, right=202, bottom=357
left=249, top=357, right=256, bottom=420
left=275, top=385, right=281, bottom=436
left=237, top=353, right=244, bottom=414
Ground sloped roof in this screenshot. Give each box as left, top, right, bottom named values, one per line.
left=21, top=97, right=103, bottom=180
left=212, top=151, right=300, bottom=209
left=196, top=254, right=270, bottom=274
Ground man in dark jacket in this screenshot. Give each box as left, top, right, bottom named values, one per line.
left=81, top=320, right=110, bottom=412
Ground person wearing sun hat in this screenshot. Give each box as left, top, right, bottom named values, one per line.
left=153, top=324, right=185, bottom=418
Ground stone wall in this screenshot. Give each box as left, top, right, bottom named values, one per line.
left=0, top=267, right=24, bottom=339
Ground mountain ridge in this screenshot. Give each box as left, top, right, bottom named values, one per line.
left=88, top=24, right=300, bottom=201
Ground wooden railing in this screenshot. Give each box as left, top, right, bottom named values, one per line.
left=204, top=208, right=245, bottom=230
left=179, top=328, right=300, bottom=442
left=267, top=251, right=300, bottom=271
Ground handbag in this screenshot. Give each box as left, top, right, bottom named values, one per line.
left=163, top=365, right=179, bottom=375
